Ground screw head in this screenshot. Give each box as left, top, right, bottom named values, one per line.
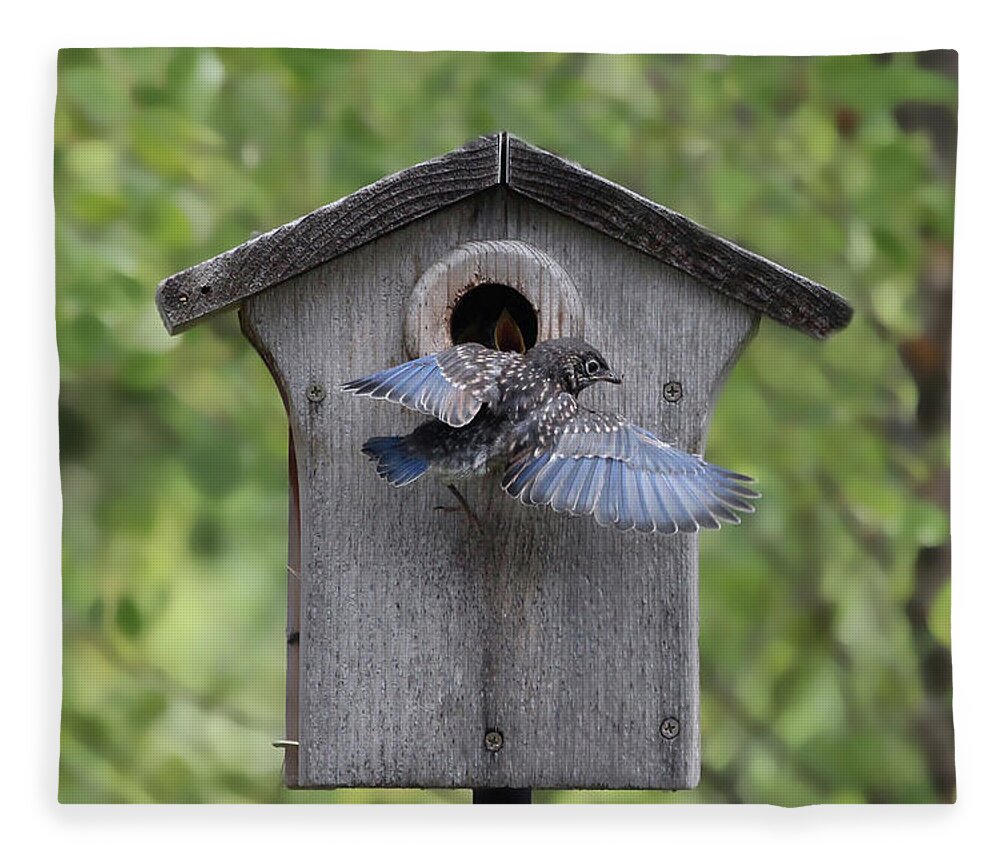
left=662, top=381, right=683, bottom=402
left=659, top=717, right=680, bottom=740
left=484, top=730, right=504, bottom=752
left=307, top=383, right=326, bottom=403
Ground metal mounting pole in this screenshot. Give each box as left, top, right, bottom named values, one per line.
left=473, top=788, right=532, bottom=804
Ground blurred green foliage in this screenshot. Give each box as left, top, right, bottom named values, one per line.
left=56, top=49, right=955, bottom=804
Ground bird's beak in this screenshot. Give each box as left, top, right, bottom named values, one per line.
left=602, top=370, right=623, bottom=385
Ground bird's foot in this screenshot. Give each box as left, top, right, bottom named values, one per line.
left=436, top=484, right=485, bottom=533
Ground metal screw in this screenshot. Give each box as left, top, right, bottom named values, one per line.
left=662, top=381, right=683, bottom=402
left=659, top=717, right=680, bottom=740
left=484, top=730, right=504, bottom=752
left=307, top=383, right=326, bottom=403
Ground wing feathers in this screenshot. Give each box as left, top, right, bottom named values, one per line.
left=350, top=348, right=757, bottom=535
left=502, top=400, right=757, bottom=534
left=343, top=345, right=513, bottom=427
left=573, top=457, right=605, bottom=517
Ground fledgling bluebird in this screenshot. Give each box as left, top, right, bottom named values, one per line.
left=342, top=338, right=757, bottom=534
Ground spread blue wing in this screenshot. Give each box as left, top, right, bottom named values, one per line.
left=502, top=398, right=758, bottom=534
left=342, top=344, right=515, bottom=428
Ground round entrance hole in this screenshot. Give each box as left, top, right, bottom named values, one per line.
left=403, top=240, right=584, bottom=360
left=449, top=283, right=538, bottom=351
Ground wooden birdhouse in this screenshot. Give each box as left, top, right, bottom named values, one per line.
left=156, top=133, right=851, bottom=793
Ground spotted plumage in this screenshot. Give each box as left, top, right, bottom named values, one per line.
left=342, top=337, right=758, bottom=534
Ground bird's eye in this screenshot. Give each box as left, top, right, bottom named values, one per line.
left=585, top=358, right=601, bottom=375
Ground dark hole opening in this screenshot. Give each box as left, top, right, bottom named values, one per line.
left=449, top=283, right=538, bottom=351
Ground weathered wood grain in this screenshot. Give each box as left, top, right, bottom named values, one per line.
left=238, top=309, right=302, bottom=784
left=241, top=189, right=759, bottom=789
left=403, top=239, right=585, bottom=359
left=158, top=135, right=502, bottom=334
left=506, top=134, right=852, bottom=338
left=158, top=133, right=850, bottom=341
left=282, top=433, right=302, bottom=785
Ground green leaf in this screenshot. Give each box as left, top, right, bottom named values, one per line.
left=114, top=595, right=144, bottom=638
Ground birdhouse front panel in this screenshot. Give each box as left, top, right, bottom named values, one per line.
left=240, top=188, right=759, bottom=789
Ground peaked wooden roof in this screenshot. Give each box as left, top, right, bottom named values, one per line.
left=156, top=132, right=852, bottom=337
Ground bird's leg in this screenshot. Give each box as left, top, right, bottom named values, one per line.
left=435, top=483, right=485, bottom=533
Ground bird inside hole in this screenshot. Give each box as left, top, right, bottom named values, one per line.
left=343, top=313, right=757, bottom=534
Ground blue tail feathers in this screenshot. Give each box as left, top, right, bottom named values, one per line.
left=361, top=436, right=429, bottom=487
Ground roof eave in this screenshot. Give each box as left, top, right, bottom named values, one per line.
left=156, top=133, right=503, bottom=334
left=155, top=132, right=852, bottom=338
left=505, top=135, right=853, bottom=338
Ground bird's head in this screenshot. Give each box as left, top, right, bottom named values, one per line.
left=529, top=338, right=622, bottom=396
